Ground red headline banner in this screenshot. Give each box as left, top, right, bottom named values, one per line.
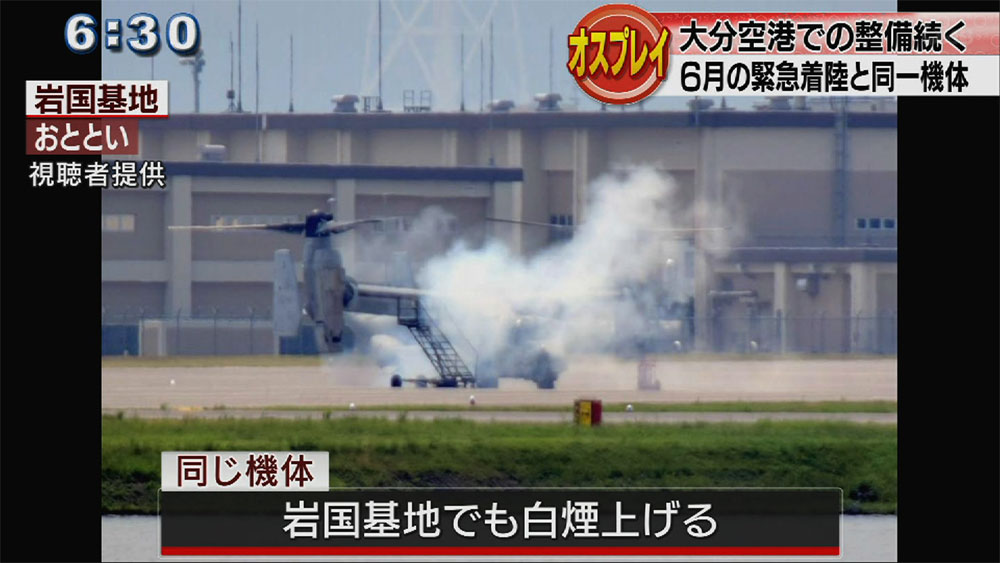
left=652, top=12, right=999, bottom=56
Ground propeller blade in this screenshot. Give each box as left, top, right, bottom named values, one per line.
left=485, top=217, right=727, bottom=235
left=322, top=217, right=395, bottom=234
left=168, top=222, right=307, bottom=234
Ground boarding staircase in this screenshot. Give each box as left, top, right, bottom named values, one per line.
left=397, top=297, right=476, bottom=387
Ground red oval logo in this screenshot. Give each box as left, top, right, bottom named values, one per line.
left=567, top=4, right=670, bottom=104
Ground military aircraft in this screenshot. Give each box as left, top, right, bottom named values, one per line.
left=169, top=201, right=559, bottom=389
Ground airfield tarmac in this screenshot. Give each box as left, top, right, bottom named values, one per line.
left=101, top=356, right=897, bottom=411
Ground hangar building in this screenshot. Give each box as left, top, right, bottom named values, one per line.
left=101, top=98, right=897, bottom=355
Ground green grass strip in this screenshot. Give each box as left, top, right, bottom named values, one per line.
left=103, top=417, right=896, bottom=515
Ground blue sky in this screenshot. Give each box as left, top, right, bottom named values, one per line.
left=102, top=0, right=896, bottom=113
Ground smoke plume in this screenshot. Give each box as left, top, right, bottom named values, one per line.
left=352, top=167, right=738, bottom=383
left=416, top=168, right=700, bottom=369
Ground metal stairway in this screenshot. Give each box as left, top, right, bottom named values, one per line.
left=397, top=298, right=475, bottom=387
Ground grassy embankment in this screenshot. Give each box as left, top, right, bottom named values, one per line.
left=103, top=417, right=896, bottom=515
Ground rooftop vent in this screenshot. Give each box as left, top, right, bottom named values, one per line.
left=488, top=99, right=515, bottom=112
left=332, top=94, right=359, bottom=113
left=199, top=144, right=227, bottom=162
left=753, top=96, right=792, bottom=111
left=403, top=90, right=432, bottom=113
left=534, top=92, right=562, bottom=111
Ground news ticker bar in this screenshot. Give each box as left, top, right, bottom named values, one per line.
left=160, top=488, right=841, bottom=557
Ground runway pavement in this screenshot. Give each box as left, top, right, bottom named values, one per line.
left=101, top=407, right=897, bottom=424
left=102, top=356, right=896, bottom=410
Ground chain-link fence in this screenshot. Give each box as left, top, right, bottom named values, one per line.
left=101, top=309, right=275, bottom=356
left=101, top=309, right=897, bottom=357
left=703, top=312, right=897, bottom=354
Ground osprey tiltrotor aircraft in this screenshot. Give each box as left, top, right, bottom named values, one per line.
left=170, top=200, right=560, bottom=389
left=171, top=201, right=721, bottom=388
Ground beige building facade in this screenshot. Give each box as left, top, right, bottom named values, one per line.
left=101, top=109, right=897, bottom=355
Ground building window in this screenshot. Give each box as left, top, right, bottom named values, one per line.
left=856, top=218, right=866, bottom=229
left=102, top=213, right=135, bottom=232
left=867, top=218, right=881, bottom=229
left=883, top=218, right=896, bottom=229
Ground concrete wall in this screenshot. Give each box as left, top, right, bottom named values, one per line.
left=724, top=170, right=835, bottom=245
left=369, top=129, right=445, bottom=166
left=101, top=192, right=165, bottom=260
left=191, top=282, right=272, bottom=317
left=102, top=282, right=166, bottom=317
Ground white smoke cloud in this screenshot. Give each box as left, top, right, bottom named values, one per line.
left=416, top=167, right=695, bottom=368
left=349, top=167, right=739, bottom=384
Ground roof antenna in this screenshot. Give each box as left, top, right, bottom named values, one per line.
left=489, top=20, right=494, bottom=109
left=255, top=21, right=262, bottom=162
left=377, top=0, right=383, bottom=111
left=227, top=33, right=236, bottom=111
left=288, top=34, right=294, bottom=113
left=460, top=32, right=465, bottom=112
left=488, top=20, right=495, bottom=166
left=237, top=0, right=243, bottom=112
left=255, top=21, right=260, bottom=114
left=479, top=36, right=484, bottom=112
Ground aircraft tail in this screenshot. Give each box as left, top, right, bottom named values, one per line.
left=273, top=249, right=301, bottom=337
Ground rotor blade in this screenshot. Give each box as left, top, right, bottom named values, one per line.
left=487, top=217, right=575, bottom=230
left=168, top=222, right=306, bottom=234
left=485, top=217, right=727, bottom=234
left=323, top=217, right=393, bottom=234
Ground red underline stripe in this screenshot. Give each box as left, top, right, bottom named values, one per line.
left=162, top=546, right=840, bottom=556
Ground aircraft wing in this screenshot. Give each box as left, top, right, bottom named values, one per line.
left=357, top=283, right=619, bottom=301
left=356, top=283, right=435, bottom=299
